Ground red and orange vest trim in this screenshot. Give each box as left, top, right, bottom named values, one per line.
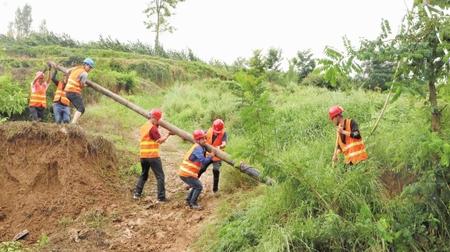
left=337, top=118, right=368, bottom=164
left=29, top=81, right=48, bottom=108
left=64, top=66, right=86, bottom=94
left=178, top=144, right=201, bottom=178
left=206, top=127, right=225, bottom=161
left=53, top=81, right=70, bottom=106
left=139, top=122, right=160, bottom=158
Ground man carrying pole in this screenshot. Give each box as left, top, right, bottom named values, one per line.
left=133, top=108, right=172, bottom=203
left=64, top=58, right=95, bottom=124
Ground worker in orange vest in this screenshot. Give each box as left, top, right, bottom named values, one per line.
left=64, top=58, right=94, bottom=124
left=179, top=130, right=216, bottom=210
left=29, top=70, right=50, bottom=121
left=198, top=119, right=227, bottom=193
left=329, top=105, right=368, bottom=166
left=49, top=63, right=71, bottom=123
left=133, top=108, right=172, bottom=202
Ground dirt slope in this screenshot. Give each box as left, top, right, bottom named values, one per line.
left=0, top=122, right=221, bottom=251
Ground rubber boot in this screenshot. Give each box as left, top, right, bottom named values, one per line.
left=189, top=188, right=202, bottom=209
left=213, top=170, right=220, bottom=193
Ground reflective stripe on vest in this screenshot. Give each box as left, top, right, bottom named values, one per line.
left=206, top=127, right=225, bottom=161
left=29, top=82, right=47, bottom=108
left=139, top=122, right=160, bottom=158
left=53, top=81, right=70, bottom=106
left=178, top=144, right=201, bottom=178
left=337, top=118, right=368, bottom=164
left=64, top=66, right=86, bottom=94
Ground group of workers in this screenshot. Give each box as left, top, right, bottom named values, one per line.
left=133, top=105, right=367, bottom=210
left=133, top=108, right=227, bottom=210
left=28, top=58, right=368, bottom=211
left=28, top=58, right=95, bottom=124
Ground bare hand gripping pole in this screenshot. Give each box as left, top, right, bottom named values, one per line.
left=49, top=61, right=274, bottom=185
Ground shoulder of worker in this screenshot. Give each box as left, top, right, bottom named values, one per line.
left=79, top=72, right=88, bottom=83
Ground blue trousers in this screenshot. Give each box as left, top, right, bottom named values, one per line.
left=53, top=103, right=71, bottom=124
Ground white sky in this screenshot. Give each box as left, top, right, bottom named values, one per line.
left=0, top=0, right=413, bottom=64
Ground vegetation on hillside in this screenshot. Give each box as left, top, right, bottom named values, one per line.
left=0, top=1, right=449, bottom=251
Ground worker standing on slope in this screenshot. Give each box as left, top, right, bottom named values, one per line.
left=198, top=119, right=227, bottom=194
left=64, top=58, right=94, bottom=124
left=133, top=109, right=172, bottom=203
left=49, top=63, right=71, bottom=123
left=29, top=70, right=50, bottom=121
left=179, top=130, right=216, bottom=210
left=329, top=105, right=368, bottom=166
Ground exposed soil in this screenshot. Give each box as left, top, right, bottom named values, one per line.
left=0, top=122, right=221, bottom=251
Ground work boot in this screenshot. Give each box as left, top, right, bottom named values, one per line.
left=189, top=203, right=202, bottom=210
left=133, top=192, right=141, bottom=200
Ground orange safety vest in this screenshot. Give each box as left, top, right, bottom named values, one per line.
left=337, top=118, right=368, bottom=164
left=206, top=127, right=225, bottom=161
left=139, top=122, right=160, bottom=158
left=64, top=66, right=86, bottom=94
left=53, top=81, right=70, bottom=106
left=29, top=81, right=48, bottom=108
left=178, top=144, right=202, bottom=178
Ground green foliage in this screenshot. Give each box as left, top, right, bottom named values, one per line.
left=0, top=241, right=23, bottom=252
left=232, top=72, right=274, bottom=166
left=197, top=86, right=450, bottom=251
left=316, top=44, right=362, bottom=88
left=0, top=74, right=28, bottom=117
left=36, top=234, right=50, bottom=249
left=290, top=49, right=316, bottom=82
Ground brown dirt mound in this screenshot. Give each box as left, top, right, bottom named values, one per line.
left=0, top=121, right=120, bottom=242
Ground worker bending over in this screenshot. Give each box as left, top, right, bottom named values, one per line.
left=179, top=130, right=216, bottom=210
left=329, top=105, right=368, bottom=166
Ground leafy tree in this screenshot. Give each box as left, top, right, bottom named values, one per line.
left=355, top=20, right=396, bottom=90
left=395, top=1, right=449, bottom=132
left=316, top=43, right=362, bottom=88
left=291, top=49, right=316, bottom=82
left=248, top=49, right=266, bottom=76
left=13, top=4, right=33, bottom=39
left=144, top=0, right=185, bottom=52
left=264, top=47, right=283, bottom=72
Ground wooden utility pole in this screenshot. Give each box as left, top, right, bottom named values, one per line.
left=49, top=61, right=274, bottom=185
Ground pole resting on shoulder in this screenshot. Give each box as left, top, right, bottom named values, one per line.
left=48, top=61, right=274, bottom=186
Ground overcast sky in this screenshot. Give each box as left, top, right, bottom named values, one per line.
left=0, top=0, right=413, bottom=64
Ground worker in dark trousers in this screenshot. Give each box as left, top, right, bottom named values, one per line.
left=133, top=108, right=172, bottom=203
left=64, top=58, right=94, bottom=124
left=198, top=119, right=227, bottom=193
left=329, top=105, right=368, bottom=167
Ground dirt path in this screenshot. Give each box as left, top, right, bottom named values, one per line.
left=105, top=134, right=221, bottom=252
left=46, top=129, right=222, bottom=252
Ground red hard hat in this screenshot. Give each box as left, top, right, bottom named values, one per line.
left=149, top=108, right=162, bottom=121
left=329, top=105, right=344, bottom=120
left=193, top=129, right=206, bottom=140
left=213, top=119, right=224, bottom=133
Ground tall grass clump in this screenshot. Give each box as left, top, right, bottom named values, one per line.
left=195, top=75, right=450, bottom=251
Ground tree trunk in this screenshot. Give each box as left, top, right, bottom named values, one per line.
left=155, top=0, right=161, bottom=53
left=429, top=79, right=441, bottom=132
